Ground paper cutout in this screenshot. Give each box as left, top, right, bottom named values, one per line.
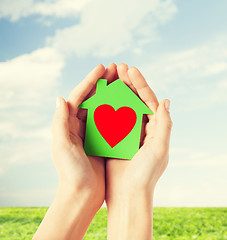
left=94, top=104, right=137, bottom=148
left=78, top=79, right=153, bottom=159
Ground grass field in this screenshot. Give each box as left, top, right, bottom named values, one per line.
left=0, top=207, right=226, bottom=239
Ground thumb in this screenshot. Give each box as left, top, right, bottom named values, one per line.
left=52, top=97, right=70, bottom=145
left=155, top=99, right=173, bottom=146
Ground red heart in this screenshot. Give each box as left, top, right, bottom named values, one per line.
left=94, top=104, right=137, bottom=148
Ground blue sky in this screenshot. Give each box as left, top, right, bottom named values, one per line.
left=0, top=0, right=226, bottom=207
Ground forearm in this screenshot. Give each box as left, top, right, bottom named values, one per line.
left=106, top=190, right=154, bottom=240
left=33, top=183, right=99, bottom=240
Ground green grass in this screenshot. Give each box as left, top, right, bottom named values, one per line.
left=0, top=207, right=226, bottom=239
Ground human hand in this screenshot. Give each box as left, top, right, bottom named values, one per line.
left=105, top=62, right=172, bottom=206
left=105, top=63, right=172, bottom=239
left=33, top=64, right=121, bottom=240
left=52, top=64, right=108, bottom=208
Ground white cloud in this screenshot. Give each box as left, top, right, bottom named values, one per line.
left=1, top=0, right=226, bottom=208
left=0, top=47, right=65, bottom=175
left=0, top=47, right=64, bottom=108
left=0, top=0, right=92, bottom=21
left=47, top=0, right=177, bottom=57
left=153, top=148, right=227, bottom=207
left=0, top=0, right=177, bottom=57
left=139, top=35, right=227, bottom=112
left=0, top=187, right=56, bottom=206
left=0, top=128, right=52, bottom=175
left=171, top=151, right=227, bottom=167
left=209, top=79, right=227, bottom=103
left=0, top=0, right=32, bottom=21
left=0, top=0, right=178, bottom=179
left=142, top=35, right=227, bottom=91
left=154, top=184, right=227, bottom=207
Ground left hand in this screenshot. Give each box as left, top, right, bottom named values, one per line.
left=105, top=63, right=173, bottom=204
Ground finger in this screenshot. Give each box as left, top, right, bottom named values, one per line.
left=139, top=115, right=148, bottom=147
left=102, top=63, right=117, bottom=83
left=155, top=99, right=173, bottom=147
left=117, top=63, right=138, bottom=94
left=76, top=63, right=117, bottom=121
left=68, top=115, right=86, bottom=141
left=83, top=63, right=117, bottom=101
left=78, top=120, right=86, bottom=141
left=76, top=108, right=87, bottom=122
left=88, top=62, right=117, bottom=97
left=52, top=97, right=70, bottom=145
left=128, top=66, right=159, bottom=116
left=113, top=68, right=119, bottom=81
left=67, top=64, right=105, bottom=115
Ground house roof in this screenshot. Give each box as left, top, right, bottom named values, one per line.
left=78, top=79, right=153, bottom=115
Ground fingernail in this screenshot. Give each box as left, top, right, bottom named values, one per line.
left=56, top=97, right=60, bottom=108
left=165, top=100, right=170, bottom=112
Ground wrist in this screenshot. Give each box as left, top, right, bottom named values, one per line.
left=33, top=181, right=101, bottom=240
left=106, top=189, right=154, bottom=240
left=57, top=181, right=103, bottom=211
left=106, top=188, right=154, bottom=209
left=106, top=181, right=155, bottom=207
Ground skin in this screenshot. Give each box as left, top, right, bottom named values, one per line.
left=105, top=63, right=172, bottom=239
left=33, top=63, right=172, bottom=240
left=33, top=64, right=107, bottom=240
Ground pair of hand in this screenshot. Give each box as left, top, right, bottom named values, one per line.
left=52, top=62, right=172, bottom=215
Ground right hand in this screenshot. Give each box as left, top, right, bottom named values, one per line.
left=52, top=64, right=113, bottom=208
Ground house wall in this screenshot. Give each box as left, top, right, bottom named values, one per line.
left=83, top=109, right=143, bottom=159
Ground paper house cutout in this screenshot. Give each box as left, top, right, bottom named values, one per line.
left=78, top=79, right=153, bottom=159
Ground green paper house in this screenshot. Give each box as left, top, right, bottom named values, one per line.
left=78, top=79, right=153, bottom=159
